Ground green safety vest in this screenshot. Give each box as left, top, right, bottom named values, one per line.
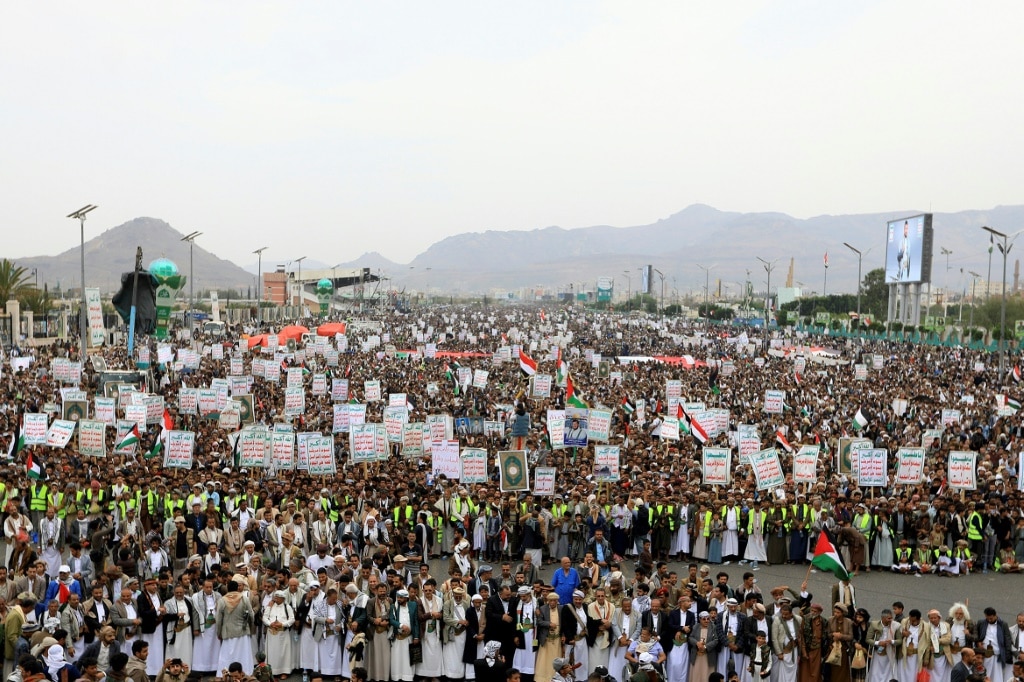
left=967, top=512, right=983, bottom=541
left=429, top=513, right=444, bottom=540
left=552, top=503, right=567, bottom=520
left=29, top=484, right=49, bottom=512
left=135, top=490, right=157, bottom=516
left=895, top=547, right=912, bottom=563
left=855, top=513, right=872, bottom=539
left=393, top=505, right=415, bottom=528
left=655, top=505, right=676, bottom=531
left=701, top=510, right=713, bottom=537
left=49, top=492, right=67, bottom=518
left=453, top=497, right=476, bottom=517
left=165, top=497, right=183, bottom=519
left=76, top=489, right=106, bottom=512
left=747, top=512, right=765, bottom=535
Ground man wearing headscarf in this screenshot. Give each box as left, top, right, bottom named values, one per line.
left=162, top=584, right=197, bottom=669
left=215, top=580, right=255, bottom=675
left=561, top=591, right=592, bottom=674
left=475, top=641, right=508, bottom=681
left=389, top=589, right=419, bottom=682
left=262, top=590, right=295, bottom=675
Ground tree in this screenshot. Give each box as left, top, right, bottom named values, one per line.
left=861, top=267, right=887, bottom=318
left=18, top=285, right=52, bottom=316
left=0, top=259, right=30, bottom=304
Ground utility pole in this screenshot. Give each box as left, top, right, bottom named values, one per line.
left=981, top=226, right=1023, bottom=376
left=756, top=257, right=777, bottom=351
left=294, top=255, right=307, bottom=308
left=653, top=268, right=665, bottom=314
left=66, top=204, right=97, bottom=363
left=697, top=264, right=715, bottom=330
left=843, top=242, right=866, bottom=323
left=181, top=231, right=202, bottom=332
left=253, top=246, right=268, bottom=327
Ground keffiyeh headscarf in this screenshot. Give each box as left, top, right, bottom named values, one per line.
left=484, top=640, right=502, bottom=664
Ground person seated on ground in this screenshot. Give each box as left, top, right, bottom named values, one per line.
left=935, top=545, right=960, bottom=577
left=891, top=539, right=920, bottom=575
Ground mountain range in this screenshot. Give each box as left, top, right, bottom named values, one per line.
left=12, top=206, right=1024, bottom=296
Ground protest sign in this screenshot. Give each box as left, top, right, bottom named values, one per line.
left=24, top=413, right=49, bottom=445
left=46, top=419, right=76, bottom=448
left=350, top=424, right=379, bottom=462
left=895, top=447, right=926, bottom=485
left=947, top=451, right=977, bottom=490
left=402, top=423, right=425, bottom=458
left=311, top=373, right=327, bottom=396
left=431, top=440, right=461, bottom=479
left=547, top=409, right=565, bottom=449
left=284, top=387, right=305, bottom=416
left=472, top=369, right=489, bottom=389
left=750, top=448, right=785, bottom=490
left=763, top=390, right=785, bottom=414
left=459, top=448, right=488, bottom=483
left=272, top=432, right=295, bottom=470
left=533, top=467, right=556, bottom=495
left=793, top=445, right=819, bottom=483
left=77, top=420, right=106, bottom=457
left=593, top=445, right=620, bottom=482
left=532, top=374, right=552, bottom=398
left=164, top=430, right=195, bottom=469
left=857, top=449, right=888, bottom=487
left=702, top=447, right=731, bottom=485
left=306, top=435, right=336, bottom=475
left=587, top=409, right=612, bottom=443
left=364, top=380, right=382, bottom=402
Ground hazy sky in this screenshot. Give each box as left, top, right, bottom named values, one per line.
left=3, top=1, right=1022, bottom=268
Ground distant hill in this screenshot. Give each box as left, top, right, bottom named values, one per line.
left=392, top=204, right=1024, bottom=294
left=15, top=217, right=255, bottom=292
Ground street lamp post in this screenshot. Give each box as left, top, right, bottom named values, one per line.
left=981, top=226, right=1024, bottom=376
left=66, top=205, right=97, bottom=362
left=253, top=247, right=268, bottom=327
left=653, top=268, right=665, bottom=314
left=697, top=264, right=715, bottom=329
left=181, top=231, right=202, bottom=332
left=940, top=246, right=953, bottom=317
left=969, top=270, right=981, bottom=333
left=843, top=242, right=865, bottom=322
left=294, top=255, right=307, bottom=308
left=756, top=257, right=777, bottom=351
left=622, top=271, right=631, bottom=311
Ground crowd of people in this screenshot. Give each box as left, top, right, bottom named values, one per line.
left=0, top=304, right=1020, bottom=682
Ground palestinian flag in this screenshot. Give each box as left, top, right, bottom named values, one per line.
left=115, top=424, right=141, bottom=451
left=518, top=349, right=538, bottom=376
left=25, top=452, right=44, bottom=481
left=7, top=413, right=24, bottom=460
left=851, top=408, right=868, bottom=431
left=811, top=531, right=850, bottom=580
left=444, top=362, right=461, bottom=396
left=555, top=348, right=568, bottom=387
left=621, top=397, right=636, bottom=415
left=566, top=374, right=589, bottom=409
left=679, top=405, right=709, bottom=445
left=775, top=429, right=794, bottom=454
left=148, top=409, right=174, bottom=459
left=1011, top=366, right=1022, bottom=384
left=1007, top=397, right=1022, bottom=413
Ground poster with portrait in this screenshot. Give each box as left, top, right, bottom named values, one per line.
left=563, top=408, right=589, bottom=448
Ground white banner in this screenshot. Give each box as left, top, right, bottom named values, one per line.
left=77, top=420, right=106, bottom=457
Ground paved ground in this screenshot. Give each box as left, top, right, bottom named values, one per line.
left=514, top=558, right=1017, bottom=620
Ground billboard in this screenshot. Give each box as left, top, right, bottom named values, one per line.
left=884, top=213, right=933, bottom=284
left=597, top=276, right=613, bottom=302
left=641, top=265, right=653, bottom=295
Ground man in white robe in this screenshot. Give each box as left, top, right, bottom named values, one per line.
left=390, top=589, right=419, bottom=682
left=416, top=581, right=445, bottom=680
left=189, top=580, right=222, bottom=674
left=263, top=591, right=295, bottom=675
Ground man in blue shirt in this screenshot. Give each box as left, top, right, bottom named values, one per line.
left=550, top=556, right=581, bottom=605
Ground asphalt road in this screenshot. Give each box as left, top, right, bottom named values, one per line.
left=497, top=557, right=1017, bottom=621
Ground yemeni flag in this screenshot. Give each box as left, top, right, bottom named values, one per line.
left=7, top=413, right=24, bottom=460
left=566, top=375, right=589, bottom=409
left=851, top=408, right=868, bottom=431
left=811, top=531, right=850, bottom=580
left=824, top=252, right=829, bottom=268
left=1011, top=366, right=1022, bottom=384
left=775, top=429, right=794, bottom=453
left=794, top=370, right=802, bottom=386
left=115, top=423, right=142, bottom=451
left=621, top=397, right=636, bottom=415
left=25, top=452, right=44, bottom=481
left=519, top=349, right=538, bottom=376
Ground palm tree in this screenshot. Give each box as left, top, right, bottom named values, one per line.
left=0, top=259, right=30, bottom=303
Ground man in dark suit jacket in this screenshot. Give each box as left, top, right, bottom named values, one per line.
left=950, top=646, right=977, bottom=682
left=637, top=597, right=672, bottom=653
left=976, top=607, right=1015, bottom=666
left=743, top=603, right=772, bottom=649
left=463, top=592, right=486, bottom=668
left=485, top=584, right=519, bottom=663
left=667, top=599, right=696, bottom=651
